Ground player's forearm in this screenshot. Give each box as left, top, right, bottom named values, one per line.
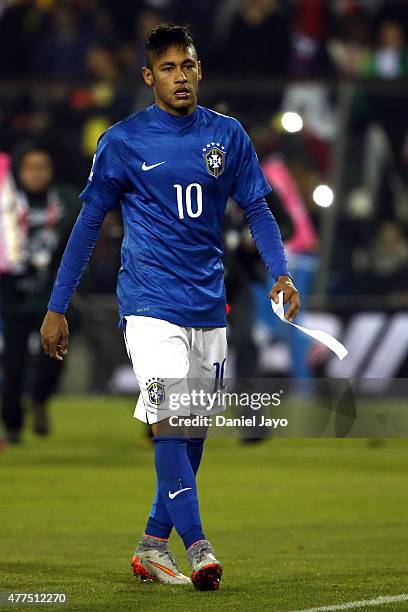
left=243, top=197, right=289, bottom=280
left=47, top=202, right=107, bottom=313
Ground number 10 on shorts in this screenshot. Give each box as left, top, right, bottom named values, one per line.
left=213, top=359, right=226, bottom=393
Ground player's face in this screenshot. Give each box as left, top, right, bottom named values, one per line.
left=142, top=45, right=201, bottom=116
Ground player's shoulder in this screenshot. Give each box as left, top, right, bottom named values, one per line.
left=198, top=105, right=242, bottom=130
left=97, top=107, right=153, bottom=148
left=198, top=106, right=249, bottom=144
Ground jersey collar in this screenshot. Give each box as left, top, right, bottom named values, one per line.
left=152, top=103, right=199, bottom=129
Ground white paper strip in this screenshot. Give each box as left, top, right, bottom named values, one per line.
left=271, top=292, right=348, bottom=361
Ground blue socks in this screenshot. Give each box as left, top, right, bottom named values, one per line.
left=144, top=489, right=173, bottom=540
left=145, top=437, right=205, bottom=549
left=187, top=437, right=205, bottom=475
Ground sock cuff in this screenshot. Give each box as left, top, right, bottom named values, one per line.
left=187, top=538, right=208, bottom=551
left=144, top=532, right=169, bottom=542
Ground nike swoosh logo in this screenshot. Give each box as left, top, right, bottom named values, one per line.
left=142, top=161, right=166, bottom=171
left=146, top=560, right=177, bottom=577
left=168, top=487, right=192, bottom=500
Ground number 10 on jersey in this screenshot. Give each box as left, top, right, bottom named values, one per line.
left=174, top=183, right=203, bottom=219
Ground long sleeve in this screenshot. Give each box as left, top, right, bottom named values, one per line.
left=241, top=196, right=289, bottom=280
left=229, top=122, right=288, bottom=278
left=47, top=202, right=107, bottom=313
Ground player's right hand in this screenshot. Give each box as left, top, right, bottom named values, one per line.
left=40, top=310, right=69, bottom=361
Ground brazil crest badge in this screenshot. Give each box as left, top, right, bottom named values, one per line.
left=203, top=142, right=225, bottom=178
left=146, top=378, right=165, bottom=406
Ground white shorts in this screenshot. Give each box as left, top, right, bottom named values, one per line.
left=124, top=316, right=227, bottom=424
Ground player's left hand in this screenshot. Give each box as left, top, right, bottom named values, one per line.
left=269, top=275, right=300, bottom=322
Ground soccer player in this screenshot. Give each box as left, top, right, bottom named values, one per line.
left=40, top=24, right=300, bottom=590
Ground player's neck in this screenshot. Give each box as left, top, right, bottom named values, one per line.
left=155, top=99, right=197, bottom=118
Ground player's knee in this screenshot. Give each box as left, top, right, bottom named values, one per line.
left=151, top=419, right=189, bottom=437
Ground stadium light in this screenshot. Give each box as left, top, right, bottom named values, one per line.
left=313, top=185, right=334, bottom=207
left=281, top=112, right=303, bottom=133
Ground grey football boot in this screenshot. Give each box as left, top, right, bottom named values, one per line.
left=187, top=539, right=223, bottom=590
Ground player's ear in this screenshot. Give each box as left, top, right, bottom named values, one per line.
left=142, top=66, right=154, bottom=87
left=197, top=60, right=202, bottom=81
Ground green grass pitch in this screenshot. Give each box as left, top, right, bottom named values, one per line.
left=1, top=396, right=408, bottom=611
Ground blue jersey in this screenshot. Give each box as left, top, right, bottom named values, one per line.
left=80, top=104, right=271, bottom=327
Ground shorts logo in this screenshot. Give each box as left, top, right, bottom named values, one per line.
left=202, top=141, right=225, bottom=178
left=146, top=378, right=165, bottom=406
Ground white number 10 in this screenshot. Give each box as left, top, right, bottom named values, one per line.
left=173, top=183, right=203, bottom=219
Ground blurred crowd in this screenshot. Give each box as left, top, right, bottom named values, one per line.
left=1, top=0, right=408, bottom=79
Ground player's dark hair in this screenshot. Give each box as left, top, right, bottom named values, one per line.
left=145, top=23, right=196, bottom=68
